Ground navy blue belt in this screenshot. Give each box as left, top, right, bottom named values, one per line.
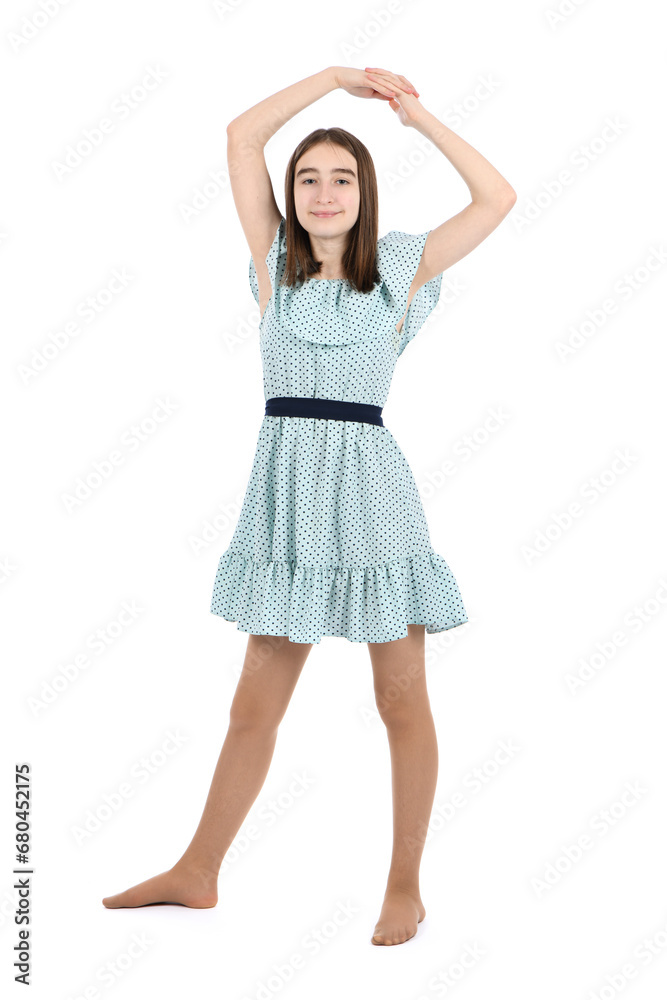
left=265, top=396, right=384, bottom=427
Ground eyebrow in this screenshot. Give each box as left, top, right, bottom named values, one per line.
left=295, top=166, right=357, bottom=178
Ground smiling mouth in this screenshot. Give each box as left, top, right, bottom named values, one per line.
left=312, top=212, right=339, bottom=216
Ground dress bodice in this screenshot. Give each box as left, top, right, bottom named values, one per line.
left=249, top=217, right=444, bottom=407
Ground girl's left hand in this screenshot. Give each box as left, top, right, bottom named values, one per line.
left=363, top=67, right=423, bottom=126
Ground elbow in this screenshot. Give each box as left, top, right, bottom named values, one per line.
left=500, top=186, right=517, bottom=212
left=226, top=119, right=250, bottom=149
left=227, top=117, right=259, bottom=150
left=474, top=185, right=517, bottom=218
left=227, top=115, right=250, bottom=137
left=487, top=187, right=517, bottom=220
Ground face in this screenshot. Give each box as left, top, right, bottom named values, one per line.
left=293, top=143, right=360, bottom=236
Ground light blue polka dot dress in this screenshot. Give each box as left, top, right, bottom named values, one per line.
left=210, top=216, right=468, bottom=643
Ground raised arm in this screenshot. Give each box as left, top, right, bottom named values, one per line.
left=227, top=67, right=341, bottom=149
left=225, top=68, right=341, bottom=312
left=363, top=67, right=517, bottom=289
left=226, top=66, right=400, bottom=312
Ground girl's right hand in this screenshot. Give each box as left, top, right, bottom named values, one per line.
left=333, top=66, right=419, bottom=102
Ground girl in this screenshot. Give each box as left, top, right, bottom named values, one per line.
left=102, top=66, right=516, bottom=946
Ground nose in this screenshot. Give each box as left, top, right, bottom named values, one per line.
left=315, top=186, right=337, bottom=205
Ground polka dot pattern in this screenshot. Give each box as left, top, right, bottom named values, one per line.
left=210, top=216, right=468, bottom=643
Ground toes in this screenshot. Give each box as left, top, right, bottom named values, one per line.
left=372, top=923, right=417, bottom=945
left=371, top=929, right=406, bottom=945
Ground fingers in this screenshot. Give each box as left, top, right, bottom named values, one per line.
left=365, top=71, right=399, bottom=96
left=368, top=73, right=418, bottom=99
left=364, top=67, right=419, bottom=97
left=398, top=74, right=419, bottom=96
left=365, top=73, right=396, bottom=98
left=366, top=69, right=401, bottom=88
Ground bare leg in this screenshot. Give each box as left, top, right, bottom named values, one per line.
left=102, top=633, right=312, bottom=908
left=367, top=624, right=434, bottom=945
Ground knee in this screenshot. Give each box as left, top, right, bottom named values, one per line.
left=374, top=690, right=423, bottom=729
left=228, top=698, right=283, bottom=735
left=374, top=678, right=430, bottom=729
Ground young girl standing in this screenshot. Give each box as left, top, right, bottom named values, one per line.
left=103, top=65, right=516, bottom=946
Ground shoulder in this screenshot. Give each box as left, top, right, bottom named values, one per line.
left=377, top=229, right=421, bottom=247
left=376, top=229, right=429, bottom=268
left=375, top=229, right=430, bottom=294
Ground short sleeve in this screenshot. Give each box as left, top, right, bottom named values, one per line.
left=249, top=216, right=286, bottom=306
left=376, top=229, right=444, bottom=356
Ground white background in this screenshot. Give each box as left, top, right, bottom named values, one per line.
left=2, top=0, right=666, bottom=997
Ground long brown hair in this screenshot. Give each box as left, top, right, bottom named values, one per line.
left=281, top=128, right=380, bottom=294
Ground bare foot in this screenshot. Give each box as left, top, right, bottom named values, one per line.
left=102, top=862, right=218, bottom=909
left=371, top=887, right=425, bottom=946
